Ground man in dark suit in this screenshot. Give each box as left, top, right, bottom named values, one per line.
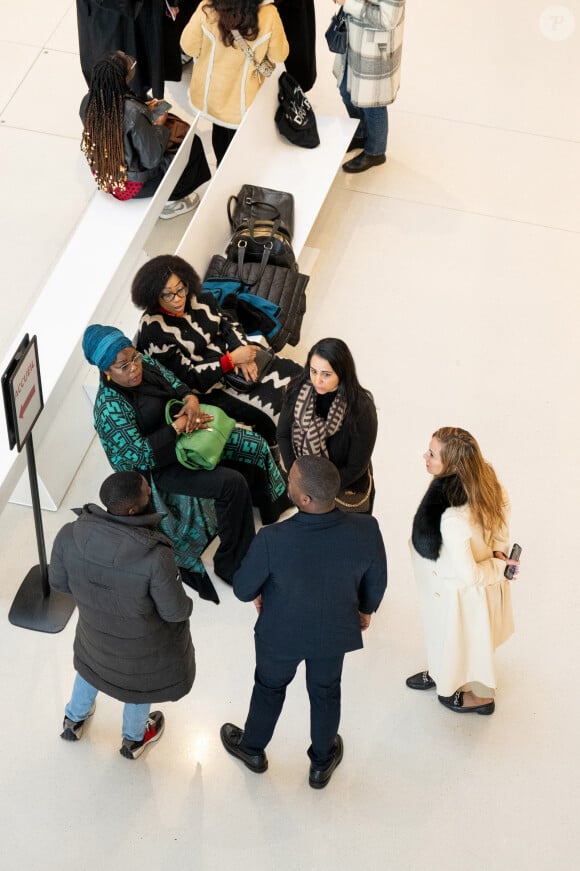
left=220, top=455, right=387, bottom=789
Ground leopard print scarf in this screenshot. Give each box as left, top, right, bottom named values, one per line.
left=291, top=382, right=347, bottom=459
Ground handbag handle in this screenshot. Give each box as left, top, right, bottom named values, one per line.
left=227, top=195, right=282, bottom=232
left=165, top=397, right=184, bottom=424
left=227, top=194, right=238, bottom=230
left=236, top=238, right=273, bottom=285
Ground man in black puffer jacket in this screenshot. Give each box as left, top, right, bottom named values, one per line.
left=49, top=471, right=196, bottom=760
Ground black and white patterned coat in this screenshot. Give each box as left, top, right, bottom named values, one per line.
left=136, top=292, right=300, bottom=444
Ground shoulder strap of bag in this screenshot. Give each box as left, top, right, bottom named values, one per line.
left=231, top=29, right=273, bottom=81
left=335, top=469, right=373, bottom=510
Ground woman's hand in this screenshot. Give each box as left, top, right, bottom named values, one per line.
left=173, top=396, right=214, bottom=433
left=493, top=551, right=520, bottom=580
left=229, top=345, right=257, bottom=366
left=172, top=411, right=214, bottom=435
left=146, top=100, right=169, bottom=125
left=238, top=361, right=258, bottom=383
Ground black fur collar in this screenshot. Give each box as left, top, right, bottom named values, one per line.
left=411, top=474, right=467, bottom=560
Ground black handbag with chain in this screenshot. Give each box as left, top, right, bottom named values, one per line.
left=325, top=9, right=347, bottom=54
left=335, top=467, right=374, bottom=514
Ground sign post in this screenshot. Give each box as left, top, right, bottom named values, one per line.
left=2, top=335, right=75, bottom=632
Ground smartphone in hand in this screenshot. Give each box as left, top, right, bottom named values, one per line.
left=150, top=100, right=172, bottom=120
left=504, top=543, right=522, bottom=580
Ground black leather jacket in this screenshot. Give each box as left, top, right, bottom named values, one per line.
left=80, top=93, right=171, bottom=183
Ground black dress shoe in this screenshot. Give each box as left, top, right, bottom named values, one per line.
left=406, top=671, right=436, bottom=690
left=438, top=692, right=495, bottom=715
left=346, top=134, right=367, bottom=153
left=309, top=735, right=344, bottom=789
left=220, top=723, right=268, bottom=772
left=342, top=152, right=386, bottom=174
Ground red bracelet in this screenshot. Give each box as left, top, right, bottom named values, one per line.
left=220, top=351, right=235, bottom=373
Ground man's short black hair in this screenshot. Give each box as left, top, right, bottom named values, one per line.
left=99, top=471, right=145, bottom=515
left=294, top=456, right=340, bottom=503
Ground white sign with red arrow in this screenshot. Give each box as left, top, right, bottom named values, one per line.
left=11, top=339, right=43, bottom=450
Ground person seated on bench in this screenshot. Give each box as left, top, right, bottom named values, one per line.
left=82, top=326, right=291, bottom=590
left=80, top=51, right=210, bottom=219
left=277, top=338, right=378, bottom=514
left=132, top=255, right=301, bottom=454
left=180, top=0, right=289, bottom=164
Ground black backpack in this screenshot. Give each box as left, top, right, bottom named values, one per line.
left=275, top=72, right=320, bottom=149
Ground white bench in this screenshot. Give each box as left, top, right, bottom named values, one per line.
left=0, top=122, right=199, bottom=511
left=1, top=71, right=356, bottom=513
left=176, top=69, right=356, bottom=275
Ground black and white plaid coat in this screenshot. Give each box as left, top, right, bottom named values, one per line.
left=333, top=0, right=406, bottom=107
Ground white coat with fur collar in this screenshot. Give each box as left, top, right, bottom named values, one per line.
left=410, top=489, right=514, bottom=697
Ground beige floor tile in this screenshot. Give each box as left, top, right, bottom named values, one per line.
left=400, top=0, right=580, bottom=141
left=46, top=3, right=81, bottom=54
left=0, top=0, right=72, bottom=47
left=1, top=47, right=86, bottom=138
left=0, top=40, right=39, bottom=113
left=340, top=108, right=580, bottom=232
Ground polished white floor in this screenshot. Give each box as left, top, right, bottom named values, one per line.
left=1, top=2, right=579, bottom=869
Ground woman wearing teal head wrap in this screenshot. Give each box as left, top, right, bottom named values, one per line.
left=82, top=324, right=289, bottom=599
left=82, top=325, right=133, bottom=371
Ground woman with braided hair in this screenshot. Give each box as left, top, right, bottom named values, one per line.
left=80, top=51, right=210, bottom=217
left=408, top=427, right=520, bottom=715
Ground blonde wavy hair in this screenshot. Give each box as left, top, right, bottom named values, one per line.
left=433, top=427, right=506, bottom=543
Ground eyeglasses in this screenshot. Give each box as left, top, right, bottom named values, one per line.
left=112, top=352, right=142, bottom=373
left=160, top=284, right=188, bottom=302
left=127, top=55, right=137, bottom=71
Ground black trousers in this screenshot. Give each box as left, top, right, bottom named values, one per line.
left=240, top=637, right=344, bottom=768
left=211, top=124, right=237, bottom=166
left=154, top=463, right=254, bottom=581
left=276, top=0, right=317, bottom=92
left=137, top=134, right=211, bottom=201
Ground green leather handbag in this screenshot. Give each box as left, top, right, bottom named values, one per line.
left=165, top=400, right=235, bottom=471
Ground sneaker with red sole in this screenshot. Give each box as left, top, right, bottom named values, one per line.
left=119, top=711, right=165, bottom=759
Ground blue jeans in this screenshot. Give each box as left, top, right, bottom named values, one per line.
left=339, top=66, right=388, bottom=155
left=65, top=673, right=151, bottom=742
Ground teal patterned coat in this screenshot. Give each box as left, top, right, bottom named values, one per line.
left=93, top=355, right=217, bottom=574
